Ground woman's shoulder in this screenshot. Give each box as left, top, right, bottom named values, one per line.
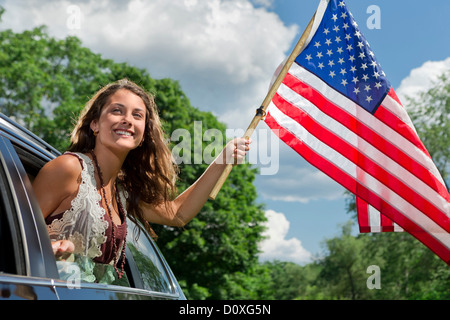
left=40, top=153, right=84, bottom=181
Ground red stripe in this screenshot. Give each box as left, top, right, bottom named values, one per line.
left=381, top=212, right=395, bottom=232
left=265, top=111, right=450, bottom=265
left=356, top=197, right=371, bottom=233
left=282, top=73, right=450, bottom=203
left=272, top=92, right=450, bottom=232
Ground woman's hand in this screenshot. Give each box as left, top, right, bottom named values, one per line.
left=220, top=137, right=252, bottom=165
left=51, top=240, right=75, bottom=260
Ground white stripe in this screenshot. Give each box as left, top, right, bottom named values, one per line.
left=368, top=204, right=381, bottom=232
left=276, top=82, right=450, bottom=216
left=287, top=63, right=446, bottom=188
left=267, top=103, right=450, bottom=248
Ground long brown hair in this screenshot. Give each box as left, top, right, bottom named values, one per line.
left=68, top=79, right=178, bottom=236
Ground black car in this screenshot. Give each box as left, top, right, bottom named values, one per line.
left=0, top=113, right=185, bottom=300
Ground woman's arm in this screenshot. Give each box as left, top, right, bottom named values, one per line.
left=141, top=137, right=251, bottom=226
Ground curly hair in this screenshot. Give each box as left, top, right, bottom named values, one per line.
left=68, top=79, right=178, bottom=237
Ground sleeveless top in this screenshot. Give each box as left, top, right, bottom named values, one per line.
left=45, top=152, right=128, bottom=266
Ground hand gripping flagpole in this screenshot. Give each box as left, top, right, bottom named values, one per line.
left=208, top=12, right=317, bottom=200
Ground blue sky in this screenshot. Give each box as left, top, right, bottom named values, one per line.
left=1, top=0, right=449, bottom=264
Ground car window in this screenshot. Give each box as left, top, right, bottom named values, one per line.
left=0, top=163, right=23, bottom=275
left=0, top=142, right=27, bottom=276
left=126, top=221, right=173, bottom=294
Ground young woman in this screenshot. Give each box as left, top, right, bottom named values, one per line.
left=32, top=79, right=251, bottom=283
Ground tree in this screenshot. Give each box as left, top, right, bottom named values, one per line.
left=0, top=12, right=266, bottom=300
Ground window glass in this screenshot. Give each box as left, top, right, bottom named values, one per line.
left=127, top=223, right=172, bottom=293
left=0, top=158, right=25, bottom=275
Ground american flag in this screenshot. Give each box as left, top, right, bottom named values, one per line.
left=264, top=0, right=450, bottom=264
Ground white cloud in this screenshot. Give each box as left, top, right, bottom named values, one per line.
left=259, top=209, right=312, bottom=264
left=0, top=0, right=298, bottom=131
left=396, top=57, right=450, bottom=109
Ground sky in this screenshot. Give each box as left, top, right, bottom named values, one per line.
left=0, top=0, right=449, bottom=265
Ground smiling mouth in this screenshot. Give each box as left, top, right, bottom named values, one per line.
left=114, top=129, right=134, bottom=137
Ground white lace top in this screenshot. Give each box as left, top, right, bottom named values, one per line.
left=46, top=152, right=128, bottom=261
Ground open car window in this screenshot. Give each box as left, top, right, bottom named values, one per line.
left=13, top=143, right=177, bottom=296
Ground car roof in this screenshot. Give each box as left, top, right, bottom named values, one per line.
left=0, top=112, right=61, bottom=160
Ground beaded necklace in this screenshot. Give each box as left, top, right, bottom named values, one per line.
left=90, top=150, right=127, bottom=279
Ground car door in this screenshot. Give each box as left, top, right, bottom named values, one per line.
left=0, top=135, right=60, bottom=299
left=0, top=126, right=184, bottom=300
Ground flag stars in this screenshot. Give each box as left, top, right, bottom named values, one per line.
left=295, top=3, right=389, bottom=111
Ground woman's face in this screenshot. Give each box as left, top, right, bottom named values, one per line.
left=90, top=89, right=147, bottom=152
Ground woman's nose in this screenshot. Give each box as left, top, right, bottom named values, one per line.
left=122, top=113, right=133, bottom=125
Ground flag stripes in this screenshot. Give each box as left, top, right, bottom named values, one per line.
left=265, top=63, right=450, bottom=263
left=357, top=197, right=403, bottom=233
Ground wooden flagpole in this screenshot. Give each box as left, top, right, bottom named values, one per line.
left=208, top=12, right=317, bottom=200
